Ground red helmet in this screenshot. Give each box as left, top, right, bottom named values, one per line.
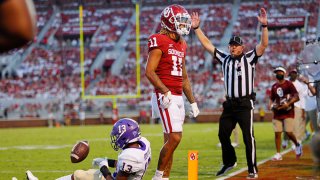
left=160, top=4, right=191, bottom=36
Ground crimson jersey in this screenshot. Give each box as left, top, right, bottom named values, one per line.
left=148, top=33, right=187, bottom=95
left=270, top=80, right=298, bottom=120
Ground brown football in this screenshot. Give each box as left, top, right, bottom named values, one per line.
left=70, top=140, right=89, bottom=163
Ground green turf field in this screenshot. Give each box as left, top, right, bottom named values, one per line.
left=0, top=122, right=277, bottom=179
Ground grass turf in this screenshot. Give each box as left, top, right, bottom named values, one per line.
left=0, top=122, right=276, bottom=179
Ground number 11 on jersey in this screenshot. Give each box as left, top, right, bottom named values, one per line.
left=171, top=55, right=182, bottom=76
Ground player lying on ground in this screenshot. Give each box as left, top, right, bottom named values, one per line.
left=26, top=118, right=151, bottom=180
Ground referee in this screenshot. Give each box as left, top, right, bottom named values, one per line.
left=191, top=8, right=268, bottom=179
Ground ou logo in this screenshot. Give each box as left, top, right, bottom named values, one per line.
left=163, top=7, right=171, bottom=18
left=190, top=153, right=196, bottom=160
left=276, top=87, right=284, bottom=97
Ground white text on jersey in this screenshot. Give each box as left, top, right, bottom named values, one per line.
left=168, top=49, right=184, bottom=58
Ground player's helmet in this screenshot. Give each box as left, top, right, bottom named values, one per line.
left=110, top=118, right=141, bottom=151
left=160, top=4, right=191, bottom=36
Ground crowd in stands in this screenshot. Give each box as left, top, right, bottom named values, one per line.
left=0, top=0, right=319, bottom=119
left=201, top=3, right=232, bottom=43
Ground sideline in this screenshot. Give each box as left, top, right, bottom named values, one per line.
left=216, top=147, right=294, bottom=180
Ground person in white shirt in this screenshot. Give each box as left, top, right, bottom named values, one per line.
left=305, top=91, right=318, bottom=136
left=300, top=76, right=319, bottom=135
left=282, top=69, right=308, bottom=149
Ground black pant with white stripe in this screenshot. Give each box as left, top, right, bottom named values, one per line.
left=218, top=97, right=258, bottom=174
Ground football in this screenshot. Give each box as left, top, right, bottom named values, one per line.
left=70, top=140, right=89, bottom=163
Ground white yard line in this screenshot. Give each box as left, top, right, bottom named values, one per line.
left=0, top=138, right=108, bottom=150
left=0, top=170, right=73, bottom=173
left=0, top=145, right=72, bottom=150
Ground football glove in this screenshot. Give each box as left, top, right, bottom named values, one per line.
left=190, top=102, right=200, bottom=118
left=92, top=157, right=109, bottom=168
left=158, top=91, right=172, bottom=109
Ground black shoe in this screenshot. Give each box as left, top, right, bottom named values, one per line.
left=216, top=162, right=237, bottom=176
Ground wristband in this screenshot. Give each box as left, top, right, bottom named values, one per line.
left=100, top=166, right=112, bottom=178
left=261, top=24, right=268, bottom=28
left=193, top=26, right=199, bottom=30
left=108, top=159, right=116, bottom=168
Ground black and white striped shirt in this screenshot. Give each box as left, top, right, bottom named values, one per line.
left=214, top=48, right=260, bottom=98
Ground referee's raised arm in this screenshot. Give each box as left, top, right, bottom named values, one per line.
left=191, top=12, right=216, bottom=56
left=256, top=8, right=269, bottom=56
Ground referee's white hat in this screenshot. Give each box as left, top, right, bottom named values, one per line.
left=274, top=66, right=286, bottom=74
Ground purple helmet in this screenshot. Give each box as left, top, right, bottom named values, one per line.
left=110, top=118, right=141, bottom=151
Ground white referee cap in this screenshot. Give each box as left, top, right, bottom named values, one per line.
left=274, top=66, right=286, bottom=74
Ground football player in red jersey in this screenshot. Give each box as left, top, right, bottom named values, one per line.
left=145, top=4, right=200, bottom=180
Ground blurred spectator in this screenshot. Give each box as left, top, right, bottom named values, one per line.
left=112, top=107, right=118, bottom=124
left=300, top=76, right=320, bottom=134
left=3, top=107, right=8, bottom=119
left=259, top=107, right=265, bottom=122
left=99, top=108, right=105, bottom=124
left=79, top=109, right=85, bottom=126
left=138, top=108, right=148, bottom=124
left=287, top=70, right=308, bottom=145
left=47, top=109, right=54, bottom=128
left=64, top=112, right=71, bottom=126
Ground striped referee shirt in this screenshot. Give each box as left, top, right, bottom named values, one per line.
left=214, top=48, right=260, bottom=98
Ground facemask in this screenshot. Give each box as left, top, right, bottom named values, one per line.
left=276, top=74, right=284, bottom=80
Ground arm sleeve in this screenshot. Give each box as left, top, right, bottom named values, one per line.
left=214, top=48, right=227, bottom=64
left=247, top=49, right=260, bottom=65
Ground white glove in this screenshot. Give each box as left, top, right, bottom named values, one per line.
left=190, top=102, right=200, bottom=118
left=92, top=157, right=109, bottom=168
left=158, top=91, right=172, bottom=109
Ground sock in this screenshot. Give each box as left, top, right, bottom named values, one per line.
left=154, top=170, right=164, bottom=178
left=162, top=178, right=169, bottom=180
left=56, top=174, right=72, bottom=180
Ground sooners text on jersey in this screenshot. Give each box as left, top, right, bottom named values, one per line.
left=148, top=33, right=187, bottom=95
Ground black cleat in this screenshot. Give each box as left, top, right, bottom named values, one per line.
left=216, top=162, right=237, bottom=176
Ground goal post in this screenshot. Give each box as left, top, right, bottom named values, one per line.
left=78, top=3, right=141, bottom=101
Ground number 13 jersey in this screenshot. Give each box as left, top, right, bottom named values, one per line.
left=148, top=33, right=187, bottom=95
left=116, top=137, right=151, bottom=180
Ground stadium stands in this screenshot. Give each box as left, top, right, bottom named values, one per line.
left=0, top=0, right=319, bottom=120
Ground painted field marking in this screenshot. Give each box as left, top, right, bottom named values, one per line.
left=216, top=148, right=293, bottom=180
